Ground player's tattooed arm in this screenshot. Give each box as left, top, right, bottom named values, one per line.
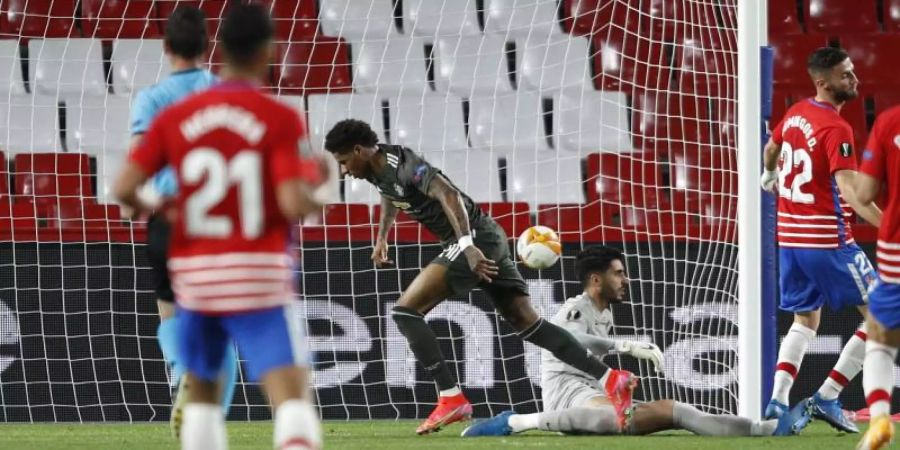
left=372, top=196, right=398, bottom=268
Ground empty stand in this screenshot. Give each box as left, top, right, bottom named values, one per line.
left=157, top=1, right=227, bottom=40
left=843, top=35, right=900, bottom=89
left=507, top=153, right=585, bottom=206
left=0, top=40, right=25, bottom=94
left=306, top=93, right=387, bottom=152
left=435, top=36, right=514, bottom=96
left=275, top=39, right=352, bottom=95
left=554, top=89, right=632, bottom=153
left=537, top=203, right=606, bottom=241
left=585, top=152, right=666, bottom=207
left=0, top=94, right=61, bottom=154
left=390, top=95, right=467, bottom=152
left=29, top=39, right=106, bottom=98
left=468, top=91, right=551, bottom=154
left=320, top=0, right=398, bottom=40
left=592, top=26, right=669, bottom=91
left=14, top=153, right=92, bottom=203
left=805, top=0, right=879, bottom=35
left=562, top=0, right=641, bottom=37
left=632, top=91, right=712, bottom=149
left=517, top=35, right=592, bottom=93
left=840, top=96, right=867, bottom=148
left=769, top=0, right=803, bottom=35
left=111, top=39, right=171, bottom=94
left=351, top=37, right=429, bottom=96
left=94, top=148, right=124, bottom=204
left=404, top=0, right=480, bottom=37
left=673, top=37, right=734, bottom=88
left=873, top=90, right=900, bottom=116
left=301, top=203, right=372, bottom=242
left=422, top=151, right=503, bottom=202
left=479, top=202, right=531, bottom=238
left=256, top=0, right=318, bottom=41
left=886, top=0, right=900, bottom=32
left=343, top=177, right=381, bottom=204
left=65, top=95, right=131, bottom=155
left=81, top=0, right=160, bottom=39
left=483, top=0, right=562, bottom=37
left=770, top=36, right=830, bottom=88
left=0, top=0, right=77, bottom=39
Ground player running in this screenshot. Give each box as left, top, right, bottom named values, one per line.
left=115, top=5, right=326, bottom=449
left=759, top=46, right=882, bottom=432
left=128, top=5, right=239, bottom=437
left=462, top=246, right=813, bottom=438
left=854, top=106, right=900, bottom=450
left=325, top=119, right=639, bottom=435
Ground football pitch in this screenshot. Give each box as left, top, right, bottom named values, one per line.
left=0, top=420, right=863, bottom=449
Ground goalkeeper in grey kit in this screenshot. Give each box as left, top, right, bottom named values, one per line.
left=463, top=246, right=815, bottom=438
left=324, top=119, right=640, bottom=435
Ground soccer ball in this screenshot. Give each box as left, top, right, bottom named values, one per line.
left=516, top=225, right=562, bottom=269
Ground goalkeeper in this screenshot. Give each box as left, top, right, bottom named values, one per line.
left=463, top=246, right=813, bottom=438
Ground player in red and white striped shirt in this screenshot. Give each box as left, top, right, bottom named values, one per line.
left=759, top=47, right=882, bottom=432
left=854, top=105, right=900, bottom=450
left=114, top=5, right=326, bottom=450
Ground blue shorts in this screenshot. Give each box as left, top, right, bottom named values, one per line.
left=868, top=278, right=900, bottom=330
left=176, top=304, right=308, bottom=382
left=779, top=244, right=877, bottom=313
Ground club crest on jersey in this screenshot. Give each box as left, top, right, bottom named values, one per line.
left=394, top=183, right=405, bottom=196
left=413, top=164, right=428, bottom=182
left=566, top=309, right=581, bottom=321
left=840, top=143, right=853, bottom=158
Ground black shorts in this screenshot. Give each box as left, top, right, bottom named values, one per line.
left=146, top=213, right=174, bottom=303
left=432, top=220, right=529, bottom=304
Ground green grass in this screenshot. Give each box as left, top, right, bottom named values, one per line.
left=0, top=420, right=867, bottom=449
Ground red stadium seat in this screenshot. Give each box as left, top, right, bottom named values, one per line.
left=478, top=202, right=531, bottom=239
left=632, top=92, right=712, bottom=149
left=843, top=35, right=900, bottom=90
left=253, top=0, right=318, bottom=41
left=592, top=26, right=668, bottom=91
left=673, top=37, right=734, bottom=89
left=584, top=152, right=666, bottom=208
left=372, top=205, right=437, bottom=243
left=301, top=203, right=371, bottom=242
left=274, top=39, right=351, bottom=95
left=770, top=36, right=830, bottom=88
left=158, top=1, right=227, bottom=41
left=770, top=89, right=793, bottom=124
left=81, top=0, right=161, bottom=39
left=14, top=154, right=93, bottom=204
left=562, top=0, right=613, bottom=36
left=885, top=0, right=900, bottom=32
left=537, top=203, right=606, bottom=242
left=805, top=0, right=879, bottom=35
left=873, top=90, right=900, bottom=116
left=769, top=0, right=803, bottom=36
left=0, top=0, right=78, bottom=39
left=840, top=97, right=868, bottom=148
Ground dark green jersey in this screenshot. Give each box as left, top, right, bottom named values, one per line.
left=366, top=144, right=489, bottom=245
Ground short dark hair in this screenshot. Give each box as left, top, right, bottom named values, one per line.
left=807, top=46, right=849, bottom=75
left=325, top=119, right=380, bottom=153
left=575, top=246, right=625, bottom=286
left=220, top=3, right=274, bottom=67
left=164, top=6, right=208, bottom=59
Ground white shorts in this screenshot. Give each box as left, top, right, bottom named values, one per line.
left=541, top=374, right=606, bottom=412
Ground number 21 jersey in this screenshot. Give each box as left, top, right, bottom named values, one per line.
left=772, top=98, right=857, bottom=248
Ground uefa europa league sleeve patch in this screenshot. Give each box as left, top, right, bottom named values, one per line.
left=840, top=142, right=853, bottom=158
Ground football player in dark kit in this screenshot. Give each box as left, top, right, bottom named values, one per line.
left=324, top=119, right=637, bottom=435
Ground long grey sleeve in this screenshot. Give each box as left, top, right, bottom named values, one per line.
left=570, top=331, right=618, bottom=357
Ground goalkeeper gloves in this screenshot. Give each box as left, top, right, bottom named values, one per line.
left=759, top=169, right=778, bottom=193
left=615, top=340, right=664, bottom=372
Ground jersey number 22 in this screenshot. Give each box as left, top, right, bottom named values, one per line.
left=777, top=142, right=814, bottom=204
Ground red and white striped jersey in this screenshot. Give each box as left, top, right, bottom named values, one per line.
left=771, top=98, right=858, bottom=248
left=129, top=81, right=321, bottom=314
left=860, top=105, right=900, bottom=282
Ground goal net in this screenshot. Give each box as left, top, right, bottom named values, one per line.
left=0, top=0, right=739, bottom=422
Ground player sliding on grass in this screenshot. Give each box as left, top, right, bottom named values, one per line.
left=760, top=46, right=881, bottom=432
left=462, top=246, right=814, bottom=438
left=115, top=5, right=326, bottom=449
left=325, top=120, right=641, bottom=435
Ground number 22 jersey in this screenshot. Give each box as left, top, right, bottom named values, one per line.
left=772, top=98, right=858, bottom=248
left=129, top=81, right=322, bottom=314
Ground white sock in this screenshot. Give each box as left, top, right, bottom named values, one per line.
left=818, top=325, right=866, bottom=400
left=439, top=386, right=461, bottom=397
left=274, top=400, right=321, bottom=450
left=863, top=340, right=898, bottom=418
left=772, top=322, right=816, bottom=404
left=508, top=412, right=541, bottom=433
left=182, top=403, right=227, bottom=450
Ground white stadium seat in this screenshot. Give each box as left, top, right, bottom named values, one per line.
left=422, top=150, right=503, bottom=202
left=506, top=152, right=586, bottom=206
left=29, top=39, right=106, bottom=98
left=0, top=41, right=26, bottom=95
left=517, top=35, right=592, bottom=93
left=553, top=89, right=633, bottom=153
left=274, top=94, right=342, bottom=203
left=468, top=91, right=551, bottom=154
left=483, top=0, right=562, bottom=37
left=111, top=39, right=171, bottom=95
left=389, top=94, right=467, bottom=152
left=306, top=93, right=387, bottom=153
left=351, top=37, right=430, bottom=96
left=344, top=176, right=381, bottom=204
left=404, top=0, right=480, bottom=37
left=0, top=94, right=61, bottom=154
left=65, top=95, right=131, bottom=155
left=435, top=36, right=514, bottom=96
left=96, top=150, right=125, bottom=204
left=319, top=0, right=399, bottom=40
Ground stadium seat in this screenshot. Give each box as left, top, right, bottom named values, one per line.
left=479, top=202, right=531, bottom=238
left=839, top=97, right=868, bottom=148
left=506, top=153, right=585, bottom=207
left=0, top=0, right=77, bottom=39
left=562, top=0, right=640, bottom=36
left=872, top=90, right=900, bottom=116
left=255, top=0, right=318, bottom=41
left=632, top=91, right=712, bottom=149
left=584, top=152, right=666, bottom=207
left=770, top=36, right=830, bottom=88
left=306, top=93, right=386, bottom=154
left=301, top=203, right=372, bottom=242
left=591, top=26, right=668, bottom=91
left=40, top=198, right=120, bottom=230
left=537, top=203, right=606, bottom=240
left=319, top=0, right=398, bottom=40
left=769, top=0, right=803, bottom=35
left=351, top=37, right=429, bottom=96
left=94, top=149, right=124, bottom=204
left=111, top=39, right=171, bottom=94
left=14, top=153, right=92, bottom=203
left=645, top=0, right=686, bottom=41
left=0, top=40, right=26, bottom=94
left=843, top=35, right=900, bottom=89
left=553, top=89, right=632, bottom=153
left=517, top=35, right=592, bottom=93
left=28, top=39, right=106, bottom=98
left=435, top=36, right=514, bottom=97
left=275, top=39, right=352, bottom=95
left=372, top=205, right=438, bottom=242
left=422, top=151, right=503, bottom=202
left=81, top=0, right=160, bottom=39
left=483, top=0, right=562, bottom=37
left=885, top=0, right=900, bottom=32
left=769, top=89, right=794, bottom=124
left=673, top=37, right=734, bottom=88
left=389, top=95, right=467, bottom=152
left=403, top=0, right=480, bottom=37
left=343, top=177, right=381, bottom=204
left=468, top=91, right=551, bottom=155
left=805, top=0, right=879, bottom=35
left=0, top=95, right=61, bottom=154
left=65, top=95, right=131, bottom=155
left=157, top=1, right=227, bottom=41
